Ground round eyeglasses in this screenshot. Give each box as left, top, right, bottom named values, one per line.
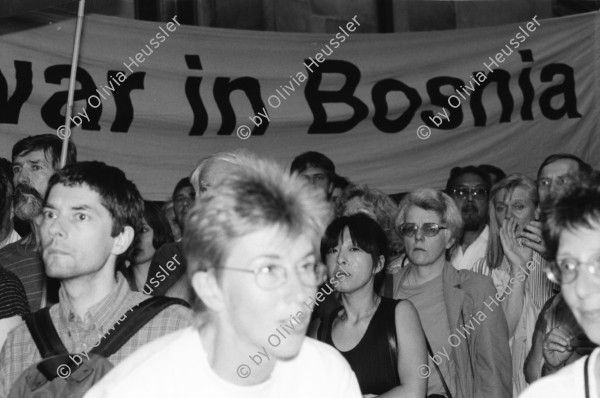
left=545, top=256, right=600, bottom=285
left=399, top=223, right=447, bottom=238
left=221, top=262, right=325, bottom=290
left=450, top=186, right=488, bottom=200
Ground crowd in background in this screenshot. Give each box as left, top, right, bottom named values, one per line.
left=0, top=133, right=597, bottom=398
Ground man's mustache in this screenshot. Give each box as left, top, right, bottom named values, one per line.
left=14, top=184, right=43, bottom=200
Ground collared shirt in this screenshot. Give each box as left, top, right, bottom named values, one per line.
left=0, top=236, right=45, bottom=312
left=0, top=273, right=192, bottom=397
left=521, top=348, right=599, bottom=397
left=451, top=225, right=489, bottom=272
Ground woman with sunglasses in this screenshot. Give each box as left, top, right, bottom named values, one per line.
left=318, top=213, right=427, bottom=398
left=392, top=189, right=512, bottom=398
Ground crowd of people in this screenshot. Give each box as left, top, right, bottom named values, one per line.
left=0, top=133, right=598, bottom=398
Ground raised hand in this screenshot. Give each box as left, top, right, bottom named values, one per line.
left=499, top=218, right=533, bottom=276
left=519, top=220, right=550, bottom=260
left=543, top=326, right=574, bottom=368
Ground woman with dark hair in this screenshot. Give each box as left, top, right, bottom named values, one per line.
left=128, top=200, right=174, bottom=291
left=318, top=213, right=427, bottom=397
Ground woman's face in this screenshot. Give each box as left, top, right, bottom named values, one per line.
left=216, top=226, right=317, bottom=361
left=493, top=186, right=537, bottom=233
left=324, top=227, right=381, bottom=293
left=132, top=218, right=155, bottom=265
left=402, top=206, right=451, bottom=267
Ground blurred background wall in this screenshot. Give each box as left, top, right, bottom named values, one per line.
left=62, top=0, right=600, bottom=32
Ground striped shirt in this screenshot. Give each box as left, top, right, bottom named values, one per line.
left=476, top=251, right=558, bottom=310
left=0, top=273, right=192, bottom=397
left=0, top=236, right=45, bottom=312
left=0, top=230, right=21, bottom=250
left=0, top=267, right=29, bottom=319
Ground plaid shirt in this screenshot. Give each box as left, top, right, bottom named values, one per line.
left=0, top=273, right=192, bottom=397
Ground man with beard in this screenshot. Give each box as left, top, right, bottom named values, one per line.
left=446, top=166, right=492, bottom=272
left=0, top=134, right=76, bottom=311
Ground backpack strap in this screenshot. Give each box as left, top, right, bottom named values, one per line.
left=90, top=296, right=189, bottom=357
left=25, top=307, right=69, bottom=358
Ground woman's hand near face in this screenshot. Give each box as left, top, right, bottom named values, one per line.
left=519, top=220, right=551, bottom=260
left=500, top=218, right=533, bottom=276
left=499, top=218, right=532, bottom=336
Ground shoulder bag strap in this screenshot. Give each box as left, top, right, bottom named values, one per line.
left=25, top=307, right=68, bottom=358
left=425, top=337, right=453, bottom=398
left=91, top=296, right=189, bottom=357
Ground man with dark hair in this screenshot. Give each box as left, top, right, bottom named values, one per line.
left=522, top=155, right=594, bottom=382
left=0, top=134, right=77, bottom=311
left=290, top=151, right=336, bottom=200
left=446, top=166, right=491, bottom=272
left=521, top=171, right=600, bottom=397
left=0, top=160, right=20, bottom=249
left=0, top=161, right=191, bottom=397
left=520, top=154, right=592, bottom=260
left=537, top=153, right=592, bottom=209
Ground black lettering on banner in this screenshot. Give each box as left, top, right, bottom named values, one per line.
left=110, top=70, right=145, bottom=132
left=41, top=65, right=102, bottom=130
left=421, top=77, right=463, bottom=129
left=184, top=54, right=209, bottom=136
left=539, top=63, right=581, bottom=120
left=470, top=69, right=513, bottom=126
left=519, top=50, right=535, bottom=121
left=372, top=79, right=422, bottom=133
left=213, top=76, right=268, bottom=136
left=0, top=61, right=32, bottom=124
left=305, top=59, right=368, bottom=134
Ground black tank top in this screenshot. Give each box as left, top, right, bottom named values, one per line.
left=318, top=297, right=401, bottom=394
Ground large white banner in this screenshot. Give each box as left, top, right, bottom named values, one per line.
left=0, top=11, right=598, bottom=199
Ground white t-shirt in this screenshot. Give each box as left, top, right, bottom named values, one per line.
left=84, top=326, right=361, bottom=398
left=520, top=347, right=599, bottom=397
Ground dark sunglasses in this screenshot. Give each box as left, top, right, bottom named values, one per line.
left=399, top=223, right=447, bottom=237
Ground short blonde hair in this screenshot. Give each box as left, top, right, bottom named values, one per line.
left=184, top=155, right=332, bottom=281
left=396, top=188, right=463, bottom=256
left=487, top=174, right=538, bottom=269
